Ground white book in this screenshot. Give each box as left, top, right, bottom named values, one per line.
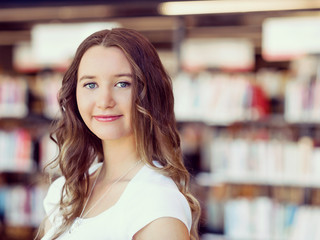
left=224, top=198, right=251, bottom=238
left=5, top=186, right=28, bottom=226
left=311, top=148, right=320, bottom=181
left=251, top=197, right=272, bottom=239
left=272, top=202, right=285, bottom=238
left=283, top=142, right=299, bottom=181
left=284, top=80, right=304, bottom=123
left=255, top=140, right=268, bottom=179
left=228, top=139, right=248, bottom=177
left=173, top=72, right=199, bottom=121
left=30, top=186, right=47, bottom=226
left=297, top=137, right=313, bottom=180
left=288, top=206, right=310, bottom=240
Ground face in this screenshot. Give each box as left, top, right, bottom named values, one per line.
left=76, top=46, right=133, bottom=141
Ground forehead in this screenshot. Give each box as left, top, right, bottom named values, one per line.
left=78, top=46, right=132, bottom=75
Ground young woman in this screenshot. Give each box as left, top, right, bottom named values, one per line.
left=38, top=28, right=200, bottom=240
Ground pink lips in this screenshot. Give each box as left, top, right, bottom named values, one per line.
left=93, top=115, right=122, bottom=122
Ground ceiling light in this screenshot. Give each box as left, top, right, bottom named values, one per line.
left=158, top=0, right=320, bottom=15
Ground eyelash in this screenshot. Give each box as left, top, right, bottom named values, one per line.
left=116, top=81, right=131, bottom=88
left=84, top=82, right=97, bottom=89
left=83, top=81, right=131, bottom=89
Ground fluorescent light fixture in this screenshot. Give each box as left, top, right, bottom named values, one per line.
left=262, top=16, right=320, bottom=61
left=158, top=0, right=320, bottom=15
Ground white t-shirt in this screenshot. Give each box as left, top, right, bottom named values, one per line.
left=42, top=163, right=192, bottom=240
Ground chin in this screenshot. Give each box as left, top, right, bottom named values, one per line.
left=96, top=131, right=134, bottom=142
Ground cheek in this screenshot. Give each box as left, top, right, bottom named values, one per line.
left=115, top=91, right=132, bottom=111
left=76, top=88, right=82, bottom=112
left=124, top=96, right=133, bottom=117
left=126, top=99, right=133, bottom=128
left=76, top=88, right=90, bottom=117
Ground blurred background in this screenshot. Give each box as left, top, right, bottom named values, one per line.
left=0, top=0, right=320, bottom=239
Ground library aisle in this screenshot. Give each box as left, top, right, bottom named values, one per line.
left=0, top=0, right=319, bottom=239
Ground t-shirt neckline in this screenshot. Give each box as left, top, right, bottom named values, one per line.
left=80, top=162, right=147, bottom=221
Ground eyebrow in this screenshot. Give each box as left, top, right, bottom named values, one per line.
left=78, top=73, right=133, bottom=82
left=115, top=73, right=133, bottom=79
left=78, top=75, right=95, bottom=82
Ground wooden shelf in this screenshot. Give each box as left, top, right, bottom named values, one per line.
left=197, top=172, right=320, bottom=188
left=201, top=233, right=287, bottom=240
left=1, top=225, right=37, bottom=240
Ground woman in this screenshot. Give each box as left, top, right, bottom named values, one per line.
left=38, top=28, right=200, bottom=240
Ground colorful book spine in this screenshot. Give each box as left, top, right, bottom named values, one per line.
left=0, top=75, right=28, bottom=118
left=0, top=185, right=46, bottom=227
left=222, top=197, right=306, bottom=239
left=173, top=71, right=270, bottom=125
left=0, top=129, right=34, bottom=172
left=208, top=131, right=320, bottom=185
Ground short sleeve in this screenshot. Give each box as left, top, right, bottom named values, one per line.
left=43, top=176, right=65, bottom=223
left=127, top=185, right=192, bottom=238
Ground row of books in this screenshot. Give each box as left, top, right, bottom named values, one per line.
left=284, top=52, right=320, bottom=123
left=206, top=131, right=320, bottom=185
left=173, top=71, right=269, bottom=125
left=221, top=197, right=320, bottom=240
left=0, top=129, right=34, bottom=172
left=0, top=75, right=28, bottom=118
left=173, top=57, right=320, bottom=125
left=0, top=185, right=47, bottom=227
left=0, top=73, right=61, bottom=119
left=0, top=129, right=62, bottom=174
left=285, top=77, right=320, bottom=123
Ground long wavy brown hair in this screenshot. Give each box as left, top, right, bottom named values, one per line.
left=38, top=28, right=200, bottom=240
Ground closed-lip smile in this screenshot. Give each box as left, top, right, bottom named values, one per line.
left=93, top=115, right=123, bottom=122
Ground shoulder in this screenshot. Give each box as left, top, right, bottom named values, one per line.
left=135, top=162, right=181, bottom=189
left=44, top=176, right=65, bottom=205
left=133, top=164, right=188, bottom=204
left=133, top=217, right=190, bottom=240
left=127, top=164, right=192, bottom=238
left=43, top=176, right=65, bottom=222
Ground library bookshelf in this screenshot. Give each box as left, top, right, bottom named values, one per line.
left=0, top=73, right=60, bottom=239
left=0, top=5, right=319, bottom=239
left=175, top=55, right=320, bottom=240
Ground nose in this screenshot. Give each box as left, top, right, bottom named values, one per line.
left=96, top=87, right=115, bottom=109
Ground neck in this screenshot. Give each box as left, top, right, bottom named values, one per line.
left=100, top=135, right=140, bottom=180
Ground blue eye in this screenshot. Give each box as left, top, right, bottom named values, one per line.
left=116, top=82, right=131, bottom=88
left=84, top=83, right=97, bottom=89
